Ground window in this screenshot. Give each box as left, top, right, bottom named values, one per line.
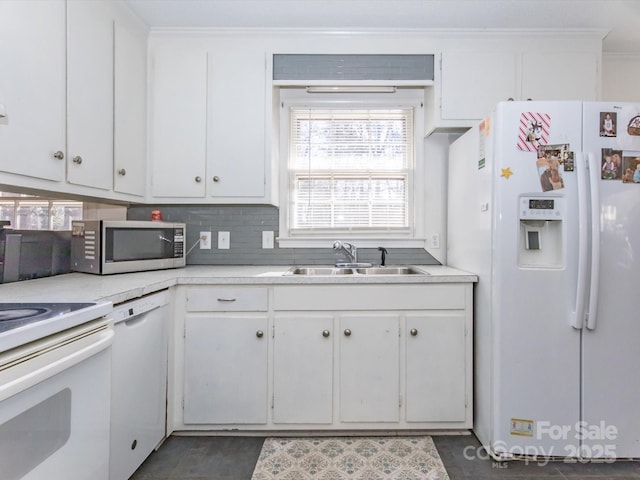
left=0, top=193, right=82, bottom=230
left=279, top=89, right=425, bottom=247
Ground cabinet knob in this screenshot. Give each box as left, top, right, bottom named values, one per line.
left=256, top=330, right=264, bottom=338
left=195, top=176, right=202, bottom=183
left=117, top=168, right=126, bottom=176
left=322, top=330, right=330, bottom=338
left=410, top=328, right=418, bottom=336
left=53, top=150, right=64, bottom=160
left=131, top=439, right=137, bottom=450
left=72, top=155, right=82, bottom=164
left=344, top=329, right=351, bottom=337
left=213, top=176, right=220, bottom=182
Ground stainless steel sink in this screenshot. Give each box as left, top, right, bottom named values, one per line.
left=284, top=266, right=429, bottom=276
left=286, top=267, right=356, bottom=276
left=354, top=266, right=424, bottom=275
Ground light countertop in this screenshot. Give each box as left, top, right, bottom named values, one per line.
left=0, top=265, right=477, bottom=305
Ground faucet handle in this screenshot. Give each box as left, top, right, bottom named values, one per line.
left=378, top=246, right=388, bottom=266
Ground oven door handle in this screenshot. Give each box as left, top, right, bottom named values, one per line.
left=0, top=328, right=113, bottom=402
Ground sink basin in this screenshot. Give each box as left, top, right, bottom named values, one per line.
left=284, top=266, right=428, bottom=276
left=285, top=267, right=355, bottom=276
left=355, top=266, right=425, bottom=275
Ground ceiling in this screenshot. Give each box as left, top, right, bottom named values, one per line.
left=125, top=0, right=640, bottom=53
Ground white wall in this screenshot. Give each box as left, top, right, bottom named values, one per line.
left=602, top=54, right=640, bottom=102
left=423, top=132, right=461, bottom=264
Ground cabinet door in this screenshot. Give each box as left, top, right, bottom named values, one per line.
left=440, top=51, right=518, bottom=120
left=521, top=52, right=598, bottom=101
left=150, top=43, right=207, bottom=198
left=273, top=315, right=333, bottom=424
left=339, top=314, right=399, bottom=423
left=113, top=19, right=147, bottom=197
left=66, top=0, right=114, bottom=190
left=183, top=315, right=268, bottom=424
left=406, top=313, right=467, bottom=422
left=0, top=0, right=66, bottom=181
left=207, top=50, right=266, bottom=199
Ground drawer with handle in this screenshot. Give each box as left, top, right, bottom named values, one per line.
left=186, top=287, right=268, bottom=312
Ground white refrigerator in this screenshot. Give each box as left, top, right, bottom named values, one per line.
left=447, top=101, right=640, bottom=460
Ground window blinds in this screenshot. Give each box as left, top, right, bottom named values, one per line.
left=289, top=108, right=412, bottom=231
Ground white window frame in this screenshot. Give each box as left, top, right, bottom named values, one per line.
left=278, top=88, right=427, bottom=249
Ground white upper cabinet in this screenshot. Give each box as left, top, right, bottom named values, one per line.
left=0, top=0, right=66, bottom=182
left=521, top=51, right=598, bottom=101
left=149, top=41, right=208, bottom=198
left=439, top=51, right=519, bottom=121
left=113, top=16, right=148, bottom=197
left=148, top=37, right=269, bottom=203
left=66, top=0, right=114, bottom=191
left=426, top=40, right=601, bottom=134
left=207, top=49, right=266, bottom=200
left=0, top=0, right=147, bottom=200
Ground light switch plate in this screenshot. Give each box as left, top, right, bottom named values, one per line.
left=262, top=231, right=274, bottom=249
left=218, top=231, right=230, bottom=249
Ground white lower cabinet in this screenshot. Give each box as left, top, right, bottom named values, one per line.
left=339, top=314, right=400, bottom=423
left=273, top=315, right=334, bottom=424
left=183, top=285, right=270, bottom=425
left=405, top=313, right=467, bottom=422
left=178, top=283, right=473, bottom=431
left=183, top=315, right=268, bottom=424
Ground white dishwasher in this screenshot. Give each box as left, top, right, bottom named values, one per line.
left=109, top=290, right=169, bottom=480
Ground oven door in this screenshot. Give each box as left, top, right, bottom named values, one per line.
left=0, top=323, right=113, bottom=480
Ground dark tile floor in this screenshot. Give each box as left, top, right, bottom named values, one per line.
left=130, top=433, right=640, bottom=480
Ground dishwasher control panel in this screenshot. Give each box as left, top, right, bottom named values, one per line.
left=111, top=290, right=169, bottom=324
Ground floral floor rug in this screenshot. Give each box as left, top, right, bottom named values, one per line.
left=251, top=436, right=449, bottom=480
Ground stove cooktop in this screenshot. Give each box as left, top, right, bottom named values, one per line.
left=0, top=302, right=113, bottom=353
left=0, top=303, right=96, bottom=334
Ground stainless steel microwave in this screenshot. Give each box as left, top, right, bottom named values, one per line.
left=70, top=220, right=186, bottom=274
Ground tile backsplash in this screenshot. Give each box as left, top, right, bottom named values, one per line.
left=127, top=205, right=439, bottom=266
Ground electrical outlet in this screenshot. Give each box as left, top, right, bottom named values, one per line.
left=430, top=233, right=440, bottom=249
left=262, top=231, right=274, bottom=249
left=199, top=232, right=211, bottom=249
left=218, top=231, right=230, bottom=249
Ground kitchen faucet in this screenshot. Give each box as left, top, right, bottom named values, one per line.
left=332, top=240, right=357, bottom=266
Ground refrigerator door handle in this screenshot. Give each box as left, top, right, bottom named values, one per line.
left=586, top=152, right=601, bottom=330
left=571, top=152, right=589, bottom=329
